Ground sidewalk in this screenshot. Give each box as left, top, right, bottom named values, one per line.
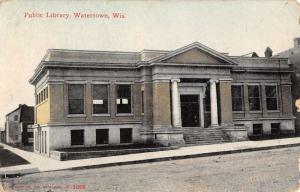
left=1, top=137, right=300, bottom=175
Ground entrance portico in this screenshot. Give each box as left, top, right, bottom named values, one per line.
left=178, top=82, right=207, bottom=128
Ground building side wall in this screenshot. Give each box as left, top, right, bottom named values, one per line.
left=36, top=97, right=50, bottom=125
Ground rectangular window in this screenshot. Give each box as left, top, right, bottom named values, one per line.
left=253, top=124, right=263, bottom=136
left=265, top=85, right=278, bottom=110
left=117, top=85, right=132, bottom=114
left=231, top=85, right=243, bottom=111
left=248, top=85, right=261, bottom=111
left=41, top=91, right=44, bottom=102
left=120, top=128, right=132, bottom=143
left=96, top=129, right=109, bottom=144
left=271, top=123, right=280, bottom=135
left=68, top=84, right=85, bottom=114
left=71, top=130, right=84, bottom=145
left=141, top=90, right=144, bottom=114
left=45, top=87, right=48, bottom=99
left=92, top=85, right=109, bottom=114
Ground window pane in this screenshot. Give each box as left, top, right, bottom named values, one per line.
left=117, top=85, right=131, bottom=113
left=68, top=84, right=84, bottom=114
left=266, top=86, right=278, bottom=110
left=266, top=86, right=276, bottom=98
left=93, top=85, right=108, bottom=114
left=248, top=85, right=260, bottom=111
left=232, top=98, right=243, bottom=111
left=117, top=85, right=131, bottom=98
left=248, top=86, right=259, bottom=97
left=232, top=86, right=243, bottom=111
left=69, top=84, right=84, bottom=99
left=267, top=98, right=278, bottom=110
left=232, top=86, right=242, bottom=97
left=249, top=98, right=260, bottom=111
left=69, top=99, right=84, bottom=114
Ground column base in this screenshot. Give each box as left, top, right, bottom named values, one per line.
left=209, top=124, right=220, bottom=128
left=140, top=127, right=185, bottom=147
left=154, top=133, right=185, bottom=147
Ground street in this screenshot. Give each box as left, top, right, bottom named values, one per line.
left=2, top=146, right=300, bottom=192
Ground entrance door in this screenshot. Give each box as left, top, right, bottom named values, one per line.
left=180, top=95, right=200, bottom=127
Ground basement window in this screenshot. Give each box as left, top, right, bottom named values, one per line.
left=252, top=124, right=263, bottom=136
left=71, top=130, right=84, bottom=146
left=120, top=128, right=132, bottom=143
left=96, top=129, right=109, bottom=144
left=271, top=123, right=280, bottom=136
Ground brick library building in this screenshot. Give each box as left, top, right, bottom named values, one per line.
left=29, top=42, right=295, bottom=156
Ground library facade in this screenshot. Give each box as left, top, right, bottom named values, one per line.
left=29, top=42, right=295, bottom=155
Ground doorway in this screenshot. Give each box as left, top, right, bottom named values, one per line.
left=180, top=95, right=200, bottom=127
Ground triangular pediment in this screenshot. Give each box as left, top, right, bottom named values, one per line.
left=164, top=47, right=226, bottom=64
left=148, top=42, right=237, bottom=65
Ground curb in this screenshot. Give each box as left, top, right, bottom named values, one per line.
left=2, top=142, right=300, bottom=176
left=0, top=168, right=40, bottom=178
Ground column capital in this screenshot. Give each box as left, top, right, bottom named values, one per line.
left=219, top=78, right=233, bottom=82
left=171, top=79, right=180, bottom=83
left=209, top=79, right=219, bottom=84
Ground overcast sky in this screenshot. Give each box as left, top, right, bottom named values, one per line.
left=0, top=0, right=299, bottom=128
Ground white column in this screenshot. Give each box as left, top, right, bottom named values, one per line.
left=199, top=92, right=205, bottom=127
left=210, top=79, right=219, bottom=127
left=171, top=79, right=181, bottom=128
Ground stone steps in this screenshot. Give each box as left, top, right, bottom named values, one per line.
left=183, top=127, right=231, bottom=145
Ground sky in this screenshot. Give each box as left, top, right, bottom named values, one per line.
left=0, top=0, right=299, bottom=128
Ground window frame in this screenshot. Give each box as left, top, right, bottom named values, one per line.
left=248, top=84, right=262, bottom=112
left=91, top=83, right=110, bottom=116
left=67, top=83, right=86, bottom=115
left=265, top=84, right=279, bottom=111
left=115, top=82, right=133, bottom=116
left=231, top=84, right=244, bottom=112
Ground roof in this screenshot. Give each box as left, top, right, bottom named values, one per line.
left=29, top=42, right=290, bottom=84
left=5, top=104, right=33, bottom=118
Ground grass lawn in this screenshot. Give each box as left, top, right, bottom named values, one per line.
left=0, top=148, right=29, bottom=168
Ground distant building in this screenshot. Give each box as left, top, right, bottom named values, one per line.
left=274, top=37, right=300, bottom=133
left=5, top=104, right=34, bottom=145
left=0, top=128, right=5, bottom=143
left=29, top=42, right=295, bottom=156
